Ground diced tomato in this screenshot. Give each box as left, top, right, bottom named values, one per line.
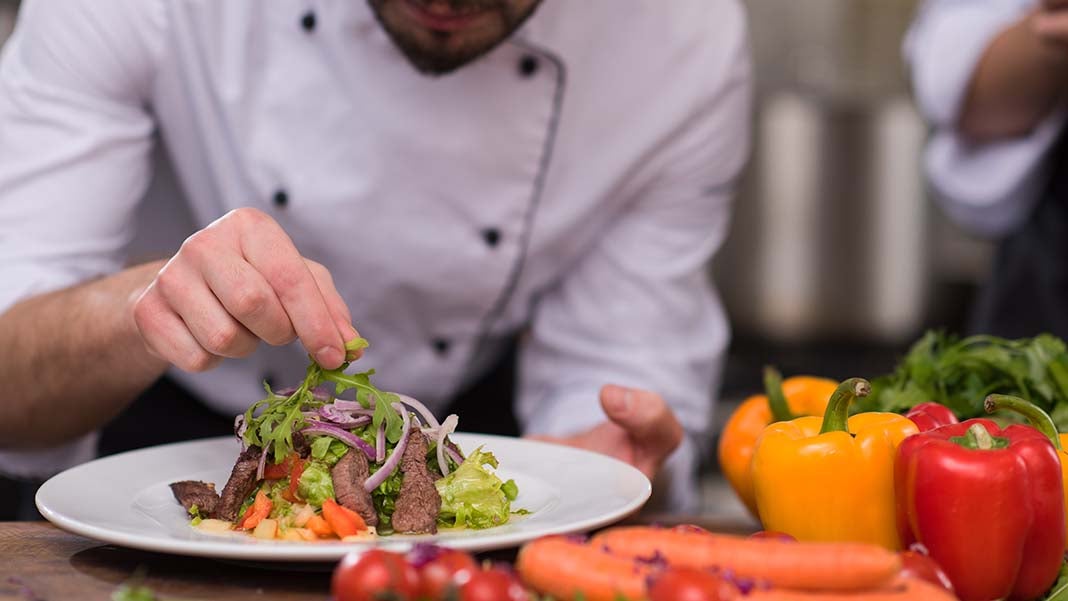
left=283, top=457, right=306, bottom=502
left=238, top=489, right=272, bottom=531
left=322, top=498, right=367, bottom=538
left=263, top=453, right=298, bottom=480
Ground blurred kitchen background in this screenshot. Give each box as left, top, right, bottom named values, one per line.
left=0, top=0, right=994, bottom=521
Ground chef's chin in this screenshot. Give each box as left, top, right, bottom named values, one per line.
left=368, top=0, right=541, bottom=76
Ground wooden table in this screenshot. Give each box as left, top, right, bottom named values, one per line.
left=0, top=517, right=756, bottom=601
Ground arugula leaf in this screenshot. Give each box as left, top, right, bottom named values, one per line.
left=241, top=337, right=404, bottom=460
left=863, top=331, right=1068, bottom=427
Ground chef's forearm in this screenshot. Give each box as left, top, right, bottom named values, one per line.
left=959, top=11, right=1068, bottom=142
left=0, top=261, right=169, bottom=448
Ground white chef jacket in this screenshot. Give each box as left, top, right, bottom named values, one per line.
left=0, top=0, right=751, bottom=510
left=906, top=0, right=1066, bottom=236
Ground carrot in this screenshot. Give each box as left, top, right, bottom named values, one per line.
left=516, top=536, right=652, bottom=601
left=745, top=577, right=956, bottom=601
left=305, top=514, right=334, bottom=538
left=238, top=490, right=272, bottom=531
left=321, top=498, right=367, bottom=538
left=591, top=527, right=901, bottom=592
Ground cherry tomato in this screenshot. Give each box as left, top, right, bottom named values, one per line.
left=899, top=550, right=954, bottom=594
left=332, top=549, right=422, bottom=601
left=648, top=567, right=739, bottom=601
left=456, top=566, right=528, bottom=601
left=415, top=548, right=478, bottom=599
left=749, top=531, right=796, bottom=542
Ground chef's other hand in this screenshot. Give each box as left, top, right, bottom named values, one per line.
left=1035, top=0, right=1068, bottom=41
left=133, top=207, right=360, bottom=372
left=528, top=385, right=684, bottom=480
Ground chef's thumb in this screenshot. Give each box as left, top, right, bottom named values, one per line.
left=599, top=384, right=683, bottom=459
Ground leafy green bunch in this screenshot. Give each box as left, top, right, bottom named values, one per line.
left=862, top=331, right=1068, bottom=429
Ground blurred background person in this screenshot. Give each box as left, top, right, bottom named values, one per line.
left=906, top=0, right=1068, bottom=341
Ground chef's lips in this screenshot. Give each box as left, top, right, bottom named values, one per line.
left=368, top=0, right=542, bottom=75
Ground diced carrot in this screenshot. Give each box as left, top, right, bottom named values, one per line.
left=321, top=498, right=367, bottom=538
left=306, top=514, right=334, bottom=538
left=238, top=490, right=273, bottom=531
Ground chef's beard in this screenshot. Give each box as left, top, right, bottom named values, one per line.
left=368, top=0, right=542, bottom=75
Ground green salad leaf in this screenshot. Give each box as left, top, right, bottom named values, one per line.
left=241, top=337, right=406, bottom=462
left=435, top=447, right=514, bottom=529
left=861, top=331, right=1068, bottom=428
left=310, top=436, right=350, bottom=466
left=297, top=461, right=334, bottom=507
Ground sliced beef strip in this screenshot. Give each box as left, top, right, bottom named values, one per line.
left=292, top=431, right=311, bottom=458
left=331, top=449, right=378, bottom=527
left=391, top=430, right=440, bottom=534
left=169, top=481, right=219, bottom=516
left=215, top=445, right=261, bottom=522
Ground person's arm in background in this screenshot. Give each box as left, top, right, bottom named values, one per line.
left=518, top=2, right=751, bottom=511
left=959, top=1, right=1068, bottom=141
left=0, top=1, right=356, bottom=458
left=906, top=0, right=1066, bottom=237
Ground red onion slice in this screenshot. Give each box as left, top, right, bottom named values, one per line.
left=331, top=399, right=370, bottom=412
left=364, top=404, right=411, bottom=492
left=318, top=405, right=371, bottom=427
left=395, top=394, right=439, bottom=429
left=445, top=443, right=464, bottom=466
left=375, top=421, right=386, bottom=463
left=300, top=423, right=376, bottom=460
left=436, top=414, right=459, bottom=476
left=256, top=445, right=269, bottom=480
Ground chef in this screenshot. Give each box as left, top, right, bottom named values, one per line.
left=0, top=0, right=751, bottom=513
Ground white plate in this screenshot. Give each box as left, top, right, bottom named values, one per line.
left=36, top=433, right=650, bottom=561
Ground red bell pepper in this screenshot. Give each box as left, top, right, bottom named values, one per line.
left=895, top=416, right=1065, bottom=601
left=904, top=402, right=959, bottom=432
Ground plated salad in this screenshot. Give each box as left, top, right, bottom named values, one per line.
left=169, top=338, right=520, bottom=541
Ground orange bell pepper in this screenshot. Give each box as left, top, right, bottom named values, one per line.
left=717, top=367, right=838, bottom=517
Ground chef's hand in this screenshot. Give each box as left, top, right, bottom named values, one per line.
left=528, top=385, right=684, bottom=480
left=132, top=207, right=360, bottom=372
left=1035, top=0, right=1068, bottom=42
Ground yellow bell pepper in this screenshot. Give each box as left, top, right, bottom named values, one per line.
left=984, top=394, right=1068, bottom=551
left=717, top=368, right=838, bottom=518
left=750, top=377, right=918, bottom=550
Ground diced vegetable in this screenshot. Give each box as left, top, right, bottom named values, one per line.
left=253, top=518, right=278, bottom=540
left=322, top=498, right=367, bottom=539
left=195, top=519, right=234, bottom=534
left=306, top=514, right=334, bottom=538
left=238, top=490, right=272, bottom=531
left=293, top=503, right=316, bottom=528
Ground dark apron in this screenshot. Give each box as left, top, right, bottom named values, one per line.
left=969, top=135, right=1068, bottom=340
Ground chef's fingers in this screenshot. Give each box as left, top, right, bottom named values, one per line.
left=154, top=257, right=260, bottom=359
left=228, top=208, right=347, bottom=369
left=599, top=385, right=683, bottom=476
left=199, top=251, right=297, bottom=347
left=303, top=258, right=362, bottom=361
left=1033, top=9, right=1068, bottom=42
left=1042, top=0, right=1068, bottom=13
left=133, top=283, right=223, bottom=372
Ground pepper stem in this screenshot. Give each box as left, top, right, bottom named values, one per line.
left=763, top=366, right=797, bottom=422
left=969, top=423, right=995, bottom=450
left=817, top=378, right=871, bottom=435
left=984, top=394, right=1062, bottom=451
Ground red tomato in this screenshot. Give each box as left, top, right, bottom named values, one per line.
left=648, top=568, right=739, bottom=601
left=416, top=549, right=478, bottom=599
left=332, top=549, right=422, bottom=601
left=749, top=531, right=796, bottom=542
left=456, top=567, right=528, bottom=601
left=899, top=550, right=954, bottom=594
